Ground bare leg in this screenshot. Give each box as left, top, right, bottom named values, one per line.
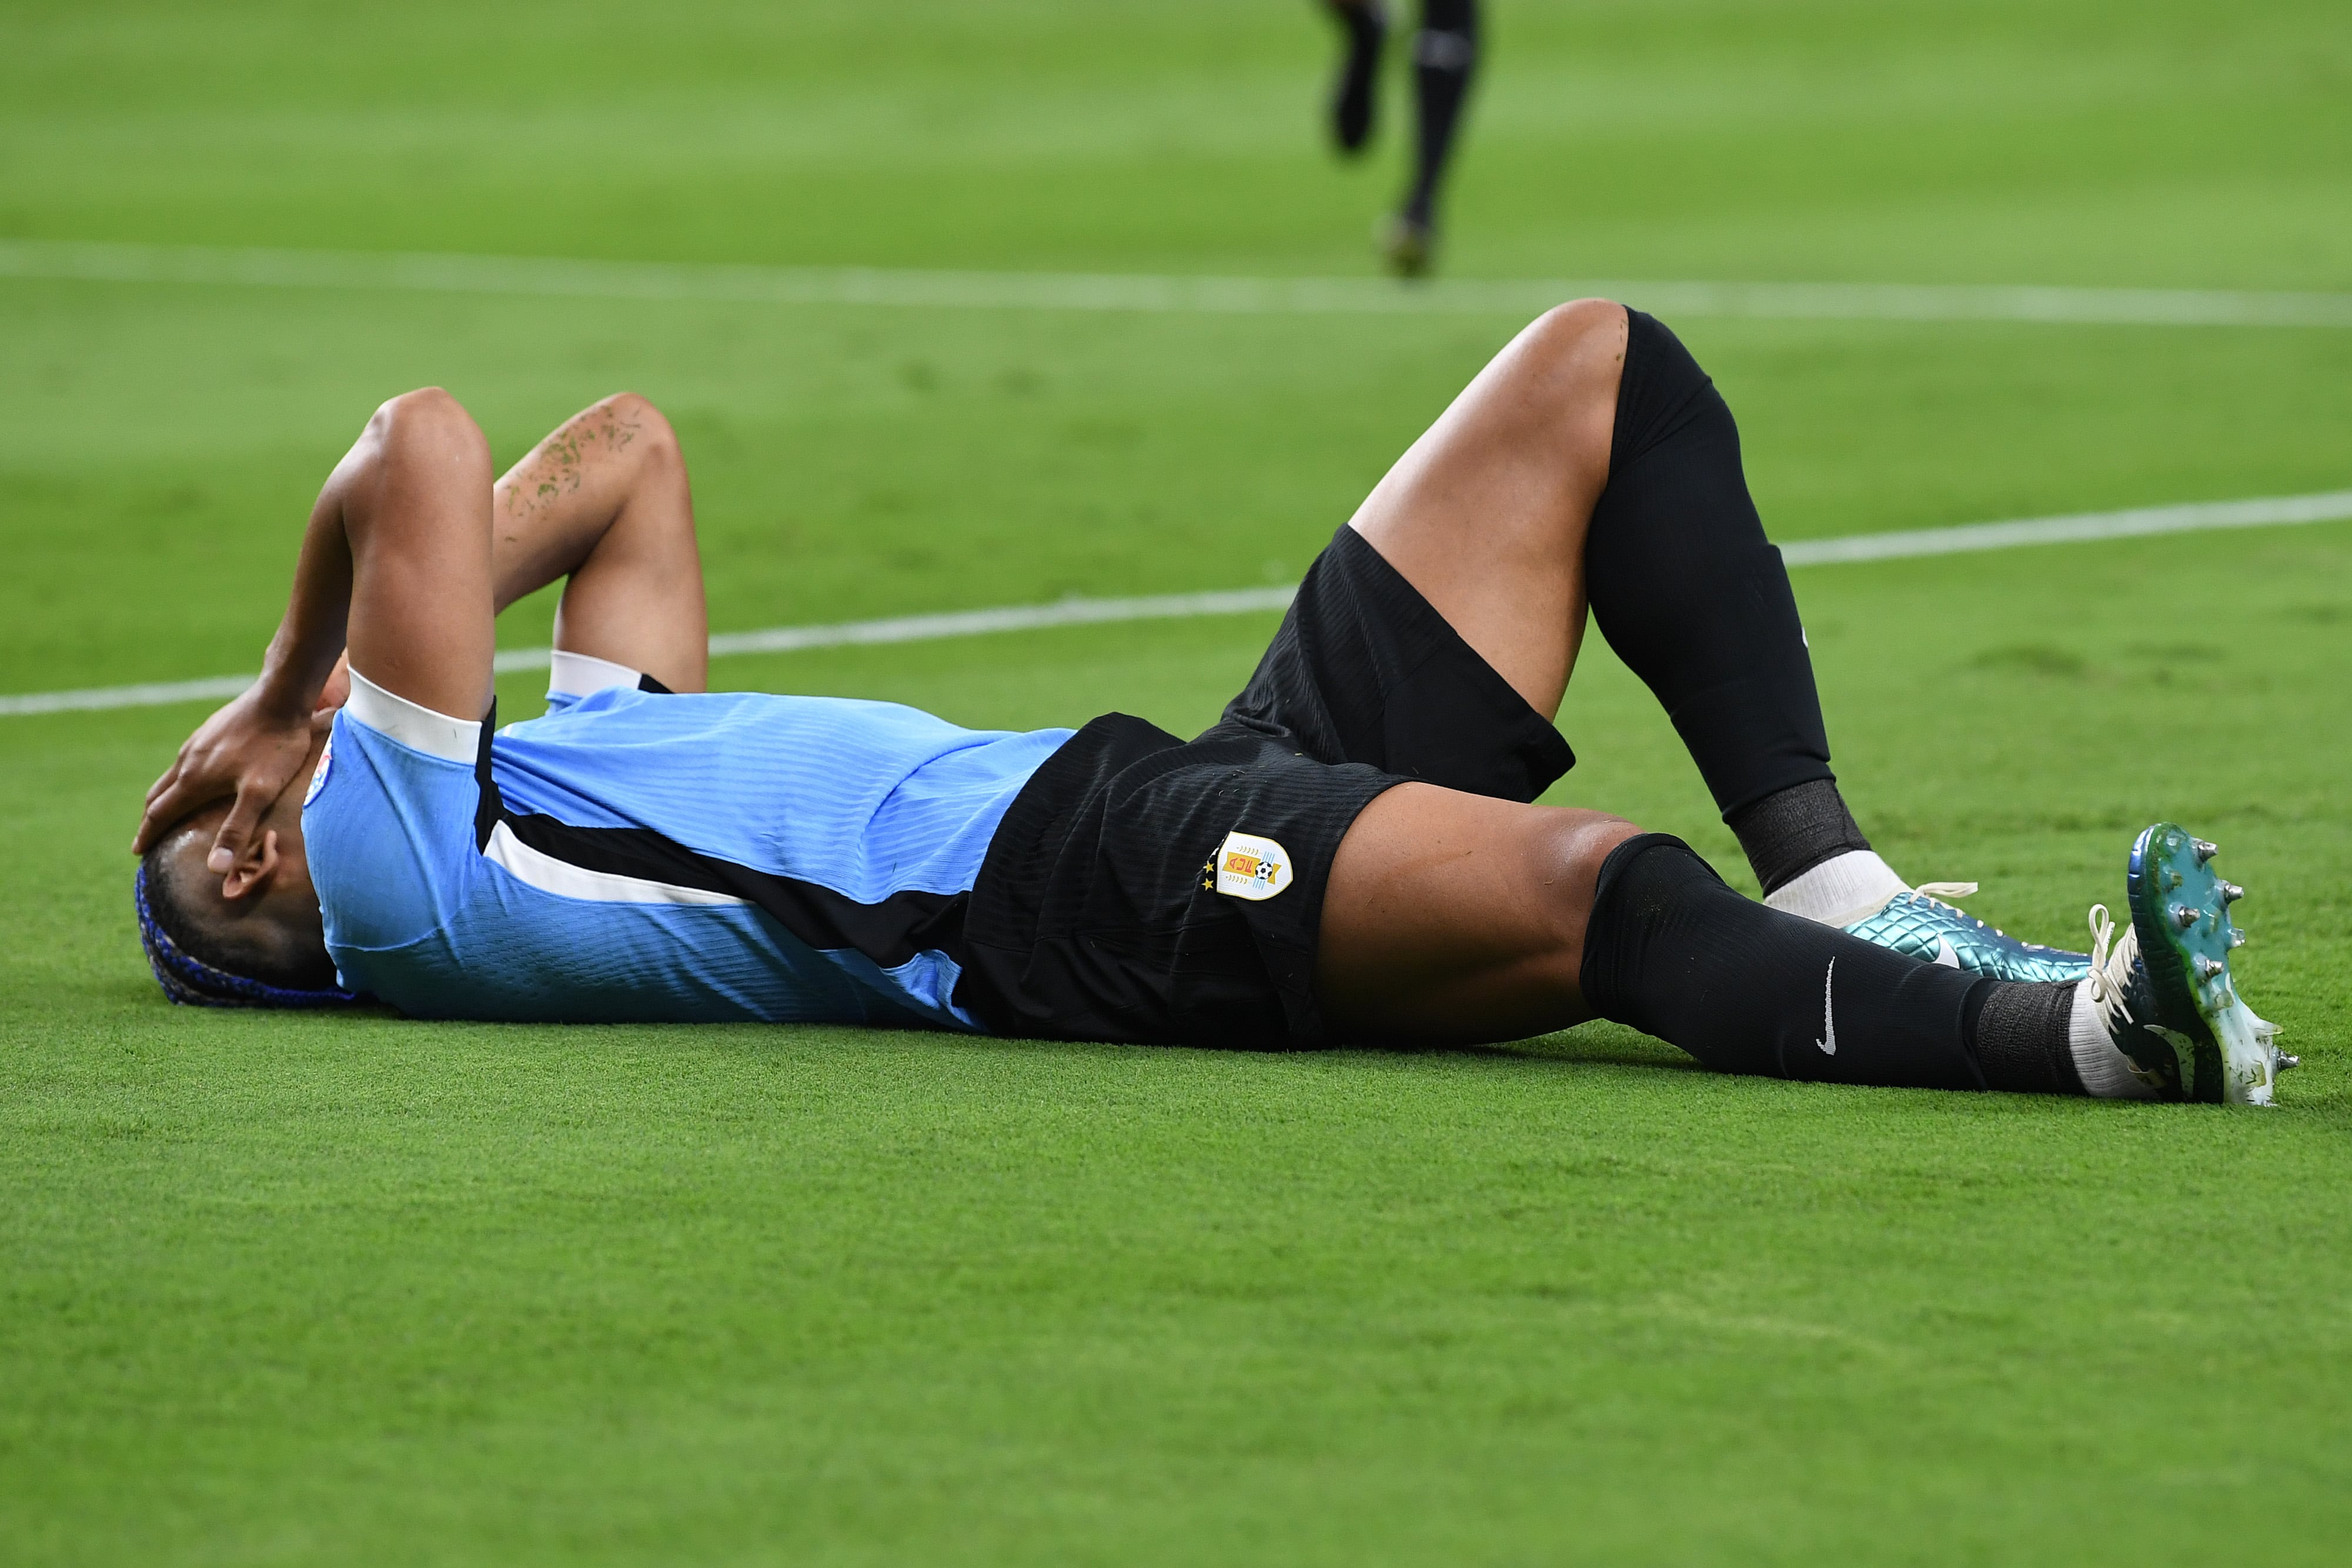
left=1317, top=300, right=1633, bottom=1041
left=491, top=393, right=709, bottom=693
left=1344, top=298, right=1626, bottom=717
left=1319, top=303, right=2056, bottom=1059
left=1318, top=785, right=1641, bottom=1042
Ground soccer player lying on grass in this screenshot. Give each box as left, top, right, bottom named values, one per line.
left=130, top=302, right=2291, bottom=1105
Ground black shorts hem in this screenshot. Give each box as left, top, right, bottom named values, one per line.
left=1221, top=526, right=1575, bottom=801
left=956, top=713, right=1401, bottom=1048
left=954, top=525, right=1575, bottom=1049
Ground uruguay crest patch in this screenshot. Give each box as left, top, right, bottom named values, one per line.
left=303, top=729, right=335, bottom=807
left=1212, top=830, right=1292, bottom=901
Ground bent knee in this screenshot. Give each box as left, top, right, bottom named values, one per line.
left=1495, top=299, right=1629, bottom=429
left=1532, top=295, right=1626, bottom=335
left=1522, top=297, right=1628, bottom=365
left=1531, top=810, right=1646, bottom=921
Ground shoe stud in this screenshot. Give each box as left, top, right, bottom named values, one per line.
left=2196, top=955, right=2226, bottom=980
left=2278, top=1054, right=2300, bottom=1072
left=2229, top=928, right=2247, bottom=948
left=2221, top=882, right=2245, bottom=904
left=2174, top=904, right=2199, bottom=930
left=2194, top=839, right=2219, bottom=862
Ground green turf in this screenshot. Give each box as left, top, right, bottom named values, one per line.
left=5, top=2, right=2351, bottom=1563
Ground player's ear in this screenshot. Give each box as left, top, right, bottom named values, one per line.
left=219, top=827, right=282, bottom=901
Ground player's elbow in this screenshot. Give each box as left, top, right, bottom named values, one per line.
left=590, top=392, right=683, bottom=477
left=365, top=386, right=490, bottom=472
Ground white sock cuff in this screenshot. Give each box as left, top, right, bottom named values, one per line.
left=2067, top=981, right=2159, bottom=1100
left=1763, top=849, right=1909, bottom=928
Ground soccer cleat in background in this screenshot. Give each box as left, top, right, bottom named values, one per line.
left=1842, top=884, right=2093, bottom=984
left=2085, top=823, right=2290, bottom=1105
left=1380, top=213, right=1434, bottom=277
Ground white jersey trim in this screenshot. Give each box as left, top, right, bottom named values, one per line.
left=481, top=819, right=747, bottom=908
left=345, top=668, right=482, bottom=764
left=547, top=650, right=644, bottom=700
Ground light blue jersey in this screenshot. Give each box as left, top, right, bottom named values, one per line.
left=302, top=655, right=1072, bottom=1027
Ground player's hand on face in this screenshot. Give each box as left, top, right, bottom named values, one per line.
left=133, top=682, right=330, bottom=866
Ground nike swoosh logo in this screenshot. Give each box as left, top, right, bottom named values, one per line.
left=1933, top=936, right=1960, bottom=969
left=1815, top=958, right=1837, bottom=1055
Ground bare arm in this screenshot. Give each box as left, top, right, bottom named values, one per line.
left=489, top=392, right=707, bottom=691
left=135, top=388, right=496, bottom=861
left=135, top=388, right=707, bottom=861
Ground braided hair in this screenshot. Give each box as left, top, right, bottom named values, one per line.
left=134, top=861, right=365, bottom=1009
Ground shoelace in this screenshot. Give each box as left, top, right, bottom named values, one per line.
left=2085, top=903, right=2134, bottom=1026
left=1910, top=882, right=2022, bottom=940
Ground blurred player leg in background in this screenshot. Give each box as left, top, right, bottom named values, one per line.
left=1390, top=0, right=1479, bottom=275
left=1321, top=0, right=1479, bottom=276
left=1322, top=0, right=1388, bottom=155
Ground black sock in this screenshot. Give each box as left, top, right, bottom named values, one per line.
left=1581, top=834, right=2084, bottom=1094
left=1970, top=979, right=2087, bottom=1095
left=1728, top=778, right=1873, bottom=897
left=1325, top=1, right=1388, bottom=155
left=1585, top=311, right=1843, bottom=827
left=1401, top=0, right=1479, bottom=226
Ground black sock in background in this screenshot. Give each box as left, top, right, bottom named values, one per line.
left=1402, top=0, right=1479, bottom=226
left=1728, top=778, right=1874, bottom=896
left=1581, top=834, right=2076, bottom=1094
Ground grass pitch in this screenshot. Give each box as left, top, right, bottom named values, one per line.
left=4, top=3, right=2350, bottom=1563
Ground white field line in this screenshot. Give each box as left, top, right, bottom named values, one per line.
left=5, top=491, right=2347, bottom=720
left=5, top=239, right=2352, bottom=329
left=0, top=589, right=1301, bottom=718
left=1777, top=489, right=2352, bottom=565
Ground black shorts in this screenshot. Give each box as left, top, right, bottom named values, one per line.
left=955, top=525, right=1576, bottom=1048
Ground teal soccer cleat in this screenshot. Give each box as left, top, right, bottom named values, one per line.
left=2085, top=824, right=2291, bottom=1105
left=1841, top=884, right=2093, bottom=984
